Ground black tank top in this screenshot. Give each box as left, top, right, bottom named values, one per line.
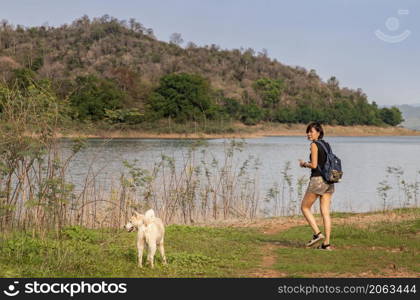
left=309, top=141, right=327, bottom=177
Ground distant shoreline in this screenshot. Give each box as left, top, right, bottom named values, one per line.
left=56, top=123, right=420, bottom=139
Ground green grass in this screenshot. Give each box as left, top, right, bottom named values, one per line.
left=1, top=208, right=419, bottom=277
left=329, top=212, right=358, bottom=218
left=265, top=217, right=420, bottom=277
left=0, top=225, right=262, bottom=277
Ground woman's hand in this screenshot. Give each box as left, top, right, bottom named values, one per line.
left=299, top=159, right=306, bottom=168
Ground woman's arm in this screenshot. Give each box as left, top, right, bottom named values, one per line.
left=304, top=143, right=318, bottom=169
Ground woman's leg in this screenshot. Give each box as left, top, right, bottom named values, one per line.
left=319, top=193, right=332, bottom=245
left=301, top=192, right=321, bottom=234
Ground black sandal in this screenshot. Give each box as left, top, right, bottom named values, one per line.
left=317, top=243, right=332, bottom=251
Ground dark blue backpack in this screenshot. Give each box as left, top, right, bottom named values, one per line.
left=315, top=140, right=343, bottom=183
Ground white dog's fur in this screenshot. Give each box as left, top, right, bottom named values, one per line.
left=124, top=209, right=167, bottom=268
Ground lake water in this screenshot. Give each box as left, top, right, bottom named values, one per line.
left=61, top=136, right=420, bottom=215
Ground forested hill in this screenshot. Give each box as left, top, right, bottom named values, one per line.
left=0, top=15, right=403, bottom=127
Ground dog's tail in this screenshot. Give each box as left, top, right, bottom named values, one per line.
left=144, top=209, right=155, bottom=225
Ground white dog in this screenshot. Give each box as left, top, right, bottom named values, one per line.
left=124, top=209, right=167, bottom=268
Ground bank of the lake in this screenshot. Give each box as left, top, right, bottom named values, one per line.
left=1, top=208, right=418, bottom=277
left=56, top=122, right=420, bottom=139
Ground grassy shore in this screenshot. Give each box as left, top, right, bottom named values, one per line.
left=0, top=208, right=418, bottom=277
left=56, top=121, right=420, bottom=139
left=0, top=225, right=261, bottom=277
left=268, top=213, right=420, bottom=277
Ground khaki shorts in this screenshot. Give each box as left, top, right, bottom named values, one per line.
left=306, top=176, right=335, bottom=195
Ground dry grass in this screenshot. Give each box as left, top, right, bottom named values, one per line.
left=55, top=122, right=420, bottom=139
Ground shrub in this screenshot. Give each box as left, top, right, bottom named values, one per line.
left=69, top=75, right=124, bottom=121
left=240, top=102, right=264, bottom=125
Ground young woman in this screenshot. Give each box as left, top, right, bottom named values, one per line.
left=299, top=122, right=334, bottom=251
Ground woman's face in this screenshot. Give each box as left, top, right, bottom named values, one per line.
left=306, top=127, right=320, bottom=141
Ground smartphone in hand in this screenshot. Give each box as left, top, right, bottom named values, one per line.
left=298, top=159, right=305, bottom=168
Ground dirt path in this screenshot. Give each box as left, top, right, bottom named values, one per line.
left=250, top=219, right=303, bottom=277
left=246, top=243, right=287, bottom=278
left=243, top=218, right=307, bottom=278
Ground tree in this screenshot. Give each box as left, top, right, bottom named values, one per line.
left=240, top=101, right=264, bottom=125
left=380, top=107, right=404, bottom=126
left=169, top=33, right=184, bottom=46
left=128, top=18, right=144, bottom=33
left=308, top=69, right=320, bottom=80
left=9, top=68, right=37, bottom=90
left=222, top=97, right=242, bottom=119
left=327, top=76, right=339, bottom=90
left=69, top=75, right=124, bottom=121
left=295, top=103, right=313, bottom=123
left=147, top=73, right=214, bottom=122
left=253, top=78, right=284, bottom=108
left=0, top=56, right=21, bottom=82
left=274, top=106, right=297, bottom=123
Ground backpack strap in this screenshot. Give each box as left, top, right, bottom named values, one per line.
left=315, top=140, right=331, bottom=155
left=314, top=140, right=330, bottom=181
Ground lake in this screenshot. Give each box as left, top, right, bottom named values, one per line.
left=61, top=136, right=420, bottom=216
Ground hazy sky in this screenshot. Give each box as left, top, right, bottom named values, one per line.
left=1, top=0, right=419, bottom=105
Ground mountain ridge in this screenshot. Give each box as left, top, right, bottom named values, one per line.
left=0, top=15, right=404, bottom=127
